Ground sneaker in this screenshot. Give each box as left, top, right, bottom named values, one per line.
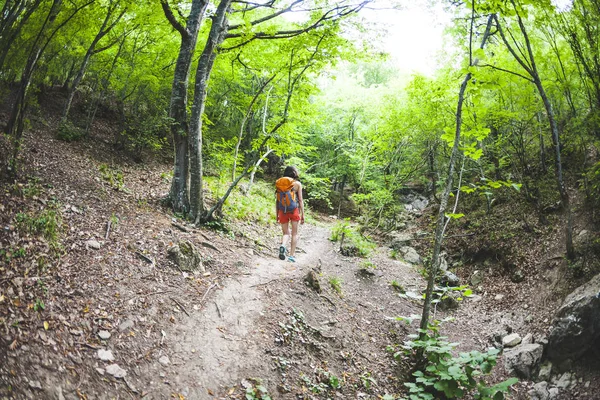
left=288, top=256, right=296, bottom=263
left=278, top=246, right=286, bottom=260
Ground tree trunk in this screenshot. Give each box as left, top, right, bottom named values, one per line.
left=189, top=0, right=232, bottom=223
left=419, top=14, right=495, bottom=339
left=6, top=0, right=63, bottom=174
left=62, top=1, right=124, bottom=121
left=0, top=0, right=42, bottom=72
left=163, top=0, right=209, bottom=214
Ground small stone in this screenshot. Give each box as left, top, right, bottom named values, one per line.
left=502, top=333, right=522, bottom=347
left=538, top=361, right=552, bottom=382
left=304, top=270, right=321, bottom=293
left=119, top=319, right=134, bottom=332
left=494, top=294, right=504, bottom=301
left=28, top=380, right=42, bottom=390
left=522, top=333, right=534, bottom=344
left=556, top=372, right=572, bottom=389
left=97, top=349, right=115, bottom=362
left=585, top=381, right=590, bottom=388
left=159, top=356, right=170, bottom=366
left=98, top=330, right=111, bottom=340
left=105, top=364, right=127, bottom=378
left=86, top=240, right=101, bottom=250
left=471, top=270, right=483, bottom=286
left=96, top=368, right=105, bottom=375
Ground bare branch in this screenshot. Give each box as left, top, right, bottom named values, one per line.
left=479, top=63, right=534, bottom=82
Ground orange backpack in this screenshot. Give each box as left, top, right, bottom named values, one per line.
left=275, top=177, right=298, bottom=213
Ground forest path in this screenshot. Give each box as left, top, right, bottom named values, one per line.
left=138, top=224, right=336, bottom=399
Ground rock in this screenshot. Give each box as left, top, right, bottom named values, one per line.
left=97, top=349, right=115, bottom=362
left=522, top=333, right=534, bottom=344
left=86, top=240, right=101, bottom=250
left=167, top=240, right=204, bottom=272
left=529, top=382, right=553, bottom=400
left=304, top=270, right=321, bottom=293
left=548, top=388, right=560, bottom=399
left=538, top=361, right=552, bottom=382
left=28, top=380, right=42, bottom=390
left=495, top=294, right=504, bottom=301
left=504, top=343, right=543, bottom=379
left=98, top=330, right=111, bottom=340
left=554, top=372, right=572, bottom=389
left=411, top=198, right=429, bottom=211
left=502, top=333, right=522, bottom=347
left=574, top=229, right=592, bottom=249
left=439, top=271, right=460, bottom=287
left=96, top=368, right=105, bottom=375
left=546, top=272, right=600, bottom=363
left=439, top=252, right=449, bottom=272
left=510, top=268, right=525, bottom=283
left=400, top=246, right=421, bottom=264
left=389, top=232, right=413, bottom=250
left=119, top=319, right=135, bottom=332
left=158, top=356, right=170, bottom=366
left=55, top=385, right=65, bottom=400
left=470, top=270, right=483, bottom=286
left=105, top=364, right=127, bottom=378
left=437, top=295, right=459, bottom=311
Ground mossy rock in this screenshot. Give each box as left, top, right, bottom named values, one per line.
left=167, top=240, right=204, bottom=272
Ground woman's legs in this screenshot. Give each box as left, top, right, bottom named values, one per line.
left=279, top=221, right=290, bottom=259
left=289, top=220, right=299, bottom=257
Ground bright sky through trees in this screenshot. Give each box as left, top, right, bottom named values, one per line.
left=363, top=0, right=451, bottom=75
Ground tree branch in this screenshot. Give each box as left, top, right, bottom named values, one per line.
left=480, top=63, right=534, bottom=82
left=161, top=0, right=188, bottom=38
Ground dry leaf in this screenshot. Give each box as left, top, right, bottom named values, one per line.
left=169, top=315, right=175, bottom=323
left=13, top=298, right=20, bottom=307
left=0, top=294, right=4, bottom=303
left=9, top=339, right=17, bottom=350
left=43, top=321, right=49, bottom=330
left=83, top=305, right=89, bottom=313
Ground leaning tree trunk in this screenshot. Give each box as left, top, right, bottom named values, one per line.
left=514, top=8, right=575, bottom=259
left=0, top=0, right=42, bottom=73
left=62, top=1, right=124, bottom=121
left=419, top=14, right=495, bottom=338
left=535, top=77, right=575, bottom=258
left=189, top=0, right=232, bottom=223
left=6, top=0, right=63, bottom=175
left=162, top=0, right=209, bottom=214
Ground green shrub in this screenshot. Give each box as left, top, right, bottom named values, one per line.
left=329, top=276, right=342, bottom=295
left=15, top=206, right=62, bottom=244
left=391, top=322, right=517, bottom=400
left=99, top=163, right=125, bottom=190
left=57, top=121, right=85, bottom=142
left=330, top=220, right=376, bottom=257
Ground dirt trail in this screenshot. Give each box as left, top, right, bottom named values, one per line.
left=139, top=225, right=334, bottom=398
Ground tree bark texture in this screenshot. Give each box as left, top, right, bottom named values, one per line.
left=189, top=0, right=232, bottom=223
left=162, top=0, right=210, bottom=214
left=419, top=14, right=495, bottom=337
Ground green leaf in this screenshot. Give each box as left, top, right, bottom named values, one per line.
left=445, top=213, right=465, bottom=219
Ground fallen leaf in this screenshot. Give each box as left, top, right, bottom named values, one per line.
left=9, top=339, right=17, bottom=350
left=44, top=321, right=49, bottom=330
left=169, top=315, right=175, bottom=323
left=83, top=305, right=89, bottom=313
left=0, top=294, right=5, bottom=303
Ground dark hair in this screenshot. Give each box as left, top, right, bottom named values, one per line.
left=283, top=166, right=299, bottom=179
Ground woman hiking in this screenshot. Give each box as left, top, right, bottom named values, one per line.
left=275, top=166, right=304, bottom=262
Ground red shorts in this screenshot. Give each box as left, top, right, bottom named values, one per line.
left=278, top=208, right=301, bottom=223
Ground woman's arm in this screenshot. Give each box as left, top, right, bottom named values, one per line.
left=296, top=181, right=305, bottom=224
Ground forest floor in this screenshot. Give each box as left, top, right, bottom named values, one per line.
left=2, top=97, right=600, bottom=399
